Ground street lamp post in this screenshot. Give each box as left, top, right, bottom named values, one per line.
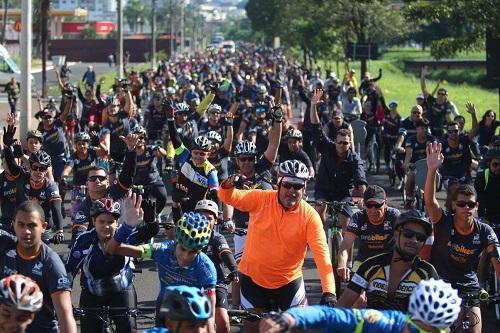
left=151, top=0, right=156, bottom=68
left=117, top=0, right=124, bottom=79
left=20, top=0, right=32, bottom=138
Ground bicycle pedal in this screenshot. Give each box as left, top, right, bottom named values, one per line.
left=231, top=317, right=242, bottom=324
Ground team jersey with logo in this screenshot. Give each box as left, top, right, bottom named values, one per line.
left=440, top=134, right=472, bottom=179
left=37, top=119, right=67, bottom=157
left=349, top=251, right=438, bottom=311
left=135, top=145, right=162, bottom=185
left=347, top=208, right=400, bottom=262
left=405, top=134, right=435, bottom=163
left=66, top=148, right=98, bottom=185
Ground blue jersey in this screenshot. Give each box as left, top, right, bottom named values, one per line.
left=140, top=240, right=217, bottom=301
left=142, top=328, right=167, bottom=333
left=288, top=306, right=409, bottom=333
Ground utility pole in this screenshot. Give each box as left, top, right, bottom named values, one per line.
left=41, top=0, right=49, bottom=98
left=180, top=0, right=185, bottom=55
left=20, top=0, right=32, bottom=138
left=151, top=0, right=156, bottom=68
left=117, top=0, right=124, bottom=79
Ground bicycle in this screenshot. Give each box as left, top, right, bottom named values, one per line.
left=73, top=306, right=156, bottom=333
left=366, top=131, right=380, bottom=175
left=449, top=290, right=500, bottom=333
left=227, top=309, right=272, bottom=323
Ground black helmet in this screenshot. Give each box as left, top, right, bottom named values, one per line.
left=29, top=150, right=51, bottom=167
left=133, top=125, right=147, bottom=138
left=395, top=209, right=432, bottom=236
left=74, top=132, right=91, bottom=142
left=26, top=130, right=43, bottom=142
left=486, top=147, right=500, bottom=161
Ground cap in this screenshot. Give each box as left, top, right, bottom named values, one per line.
left=416, top=93, right=425, bottom=100
left=363, top=185, right=386, bottom=204
left=388, top=100, right=398, bottom=108
left=332, top=111, right=343, bottom=118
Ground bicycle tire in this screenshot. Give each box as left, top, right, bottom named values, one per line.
left=495, top=274, right=500, bottom=321
left=374, top=142, right=380, bottom=174
left=331, top=231, right=343, bottom=295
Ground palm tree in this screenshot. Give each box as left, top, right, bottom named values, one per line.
left=1, top=0, right=8, bottom=45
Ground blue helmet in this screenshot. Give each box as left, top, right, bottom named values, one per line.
left=175, top=212, right=212, bottom=250
left=160, top=285, right=212, bottom=320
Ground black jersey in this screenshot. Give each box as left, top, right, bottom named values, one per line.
left=66, top=149, right=98, bottom=185
left=440, top=134, right=472, bottom=179
left=405, top=134, right=434, bottom=163
left=135, top=145, right=162, bottom=185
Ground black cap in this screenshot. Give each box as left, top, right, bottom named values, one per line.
left=363, top=185, right=386, bottom=204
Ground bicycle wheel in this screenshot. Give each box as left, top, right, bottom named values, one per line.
left=495, top=273, right=500, bottom=321
left=330, top=230, right=343, bottom=295
left=374, top=142, right=380, bottom=174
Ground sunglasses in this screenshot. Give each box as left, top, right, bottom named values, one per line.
left=438, top=92, right=447, bottom=96
left=366, top=202, right=384, bottom=209
left=401, top=228, right=427, bottom=242
left=238, top=157, right=255, bottom=162
left=192, top=151, right=209, bottom=157
left=281, top=182, right=305, bottom=190
left=137, top=136, right=145, bottom=140
left=336, top=141, right=350, bottom=146
left=31, top=164, right=48, bottom=172
left=333, top=117, right=342, bottom=121
left=88, top=175, right=107, bottom=182
left=448, top=129, right=459, bottom=134
left=455, top=200, right=477, bottom=208
left=43, top=115, right=53, bottom=120
left=412, top=112, right=422, bottom=115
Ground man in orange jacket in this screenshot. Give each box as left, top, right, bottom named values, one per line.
left=218, top=159, right=336, bottom=333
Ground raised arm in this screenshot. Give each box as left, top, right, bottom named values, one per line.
left=420, top=66, right=430, bottom=98
left=424, top=142, right=444, bottom=223
left=465, top=101, right=479, bottom=140
left=309, top=89, right=323, bottom=125
left=263, top=102, right=283, bottom=163
left=54, top=67, right=65, bottom=91
left=223, top=106, right=236, bottom=153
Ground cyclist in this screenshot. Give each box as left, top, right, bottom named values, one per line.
left=402, top=118, right=434, bottom=209
left=206, top=106, right=235, bottom=181
left=5, top=77, right=20, bottom=115
left=394, top=105, right=424, bottom=154
left=310, top=88, right=367, bottom=227
left=198, top=104, right=224, bottom=136
left=474, top=110, right=500, bottom=149
left=171, top=101, right=200, bottom=153
left=323, top=111, right=352, bottom=142
left=360, top=100, right=381, bottom=161
left=70, top=134, right=138, bottom=243
left=336, top=185, right=400, bottom=282
left=475, top=146, right=500, bottom=222
left=132, top=126, right=168, bottom=216
left=0, top=202, right=76, bottom=333
left=0, top=274, right=44, bottom=333
left=382, top=100, right=402, bottom=174
left=143, top=286, right=212, bottom=333
left=260, top=278, right=461, bottom=333
left=3, top=126, right=65, bottom=244
left=167, top=102, right=219, bottom=212
left=144, top=92, right=167, bottom=141
left=218, top=160, right=337, bottom=333
left=106, top=195, right=217, bottom=332
left=279, top=129, right=315, bottom=178
left=425, top=141, right=500, bottom=333
left=171, top=199, right=239, bottom=333
left=341, top=87, right=362, bottom=121
left=338, top=209, right=437, bottom=310
left=66, top=197, right=158, bottom=333
left=440, top=121, right=474, bottom=185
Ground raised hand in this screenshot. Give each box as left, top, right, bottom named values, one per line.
left=426, top=141, right=444, bottom=171
left=124, top=193, right=144, bottom=227
left=6, top=112, right=16, bottom=126
left=311, top=89, right=324, bottom=105
left=421, top=66, right=429, bottom=77
left=2, top=124, right=16, bottom=147
left=465, top=101, right=476, bottom=115
left=141, top=199, right=157, bottom=224
left=120, top=133, right=139, bottom=151
left=172, top=183, right=190, bottom=203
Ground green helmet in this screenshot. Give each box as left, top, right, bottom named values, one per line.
left=175, top=212, right=212, bottom=250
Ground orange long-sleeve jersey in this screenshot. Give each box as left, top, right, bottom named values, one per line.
left=218, top=184, right=336, bottom=294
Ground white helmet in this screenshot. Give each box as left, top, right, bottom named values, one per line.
left=191, top=136, right=211, bottom=152
left=208, top=104, right=222, bottom=114
left=408, top=278, right=461, bottom=329
left=195, top=200, right=218, bottom=217
left=278, top=160, right=309, bottom=181
left=206, top=131, right=222, bottom=144
left=234, top=140, right=257, bottom=156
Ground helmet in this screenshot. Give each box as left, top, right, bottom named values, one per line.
left=208, top=104, right=222, bottom=114
left=234, top=140, right=257, bottom=156
left=191, top=136, right=211, bottom=152
left=106, top=94, right=120, bottom=106
left=74, top=132, right=91, bottom=142
left=206, top=131, right=222, bottom=144
left=175, top=102, right=191, bottom=114
left=486, top=147, right=500, bottom=161
left=395, top=209, right=432, bottom=236
left=133, top=125, right=147, bottom=137
left=195, top=200, right=219, bottom=218
left=26, top=130, right=43, bottom=142
left=90, top=197, right=120, bottom=218
left=408, top=278, right=461, bottom=329
left=29, top=150, right=51, bottom=167
left=278, top=160, right=309, bottom=181
left=256, top=84, right=267, bottom=94
left=160, top=285, right=212, bottom=320
left=388, top=100, right=398, bottom=108
left=166, top=87, right=177, bottom=95
left=0, top=274, right=43, bottom=312
left=48, top=97, right=56, bottom=106
left=175, top=212, right=212, bottom=250
left=286, top=129, right=303, bottom=140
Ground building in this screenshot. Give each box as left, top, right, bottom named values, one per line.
left=52, top=0, right=118, bottom=21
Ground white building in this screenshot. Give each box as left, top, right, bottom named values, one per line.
left=52, top=0, right=120, bottom=21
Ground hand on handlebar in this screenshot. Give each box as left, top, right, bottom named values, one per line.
left=336, top=266, right=351, bottom=282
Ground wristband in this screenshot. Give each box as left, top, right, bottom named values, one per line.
left=114, top=223, right=136, bottom=243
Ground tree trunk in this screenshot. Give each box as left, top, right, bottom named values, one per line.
left=1, top=0, right=7, bottom=45
left=360, top=58, right=367, bottom=82
left=302, top=47, right=307, bottom=66
left=41, top=0, right=49, bottom=97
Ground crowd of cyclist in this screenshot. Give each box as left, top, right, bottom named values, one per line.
left=0, top=42, right=499, bottom=333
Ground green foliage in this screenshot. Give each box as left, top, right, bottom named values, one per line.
left=80, top=25, right=98, bottom=40
left=124, top=0, right=151, bottom=33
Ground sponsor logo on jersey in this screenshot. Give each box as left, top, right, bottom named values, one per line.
left=449, top=242, right=475, bottom=255
left=363, top=309, right=382, bottom=324
left=473, top=234, right=481, bottom=245
left=32, top=262, right=43, bottom=276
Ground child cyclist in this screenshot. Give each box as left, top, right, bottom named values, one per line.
left=106, top=194, right=217, bottom=333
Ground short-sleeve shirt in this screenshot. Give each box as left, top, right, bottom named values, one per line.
left=0, top=231, right=71, bottom=333
left=101, top=114, right=138, bottom=161
left=349, top=251, right=438, bottom=311
left=204, top=231, right=232, bottom=282
left=440, top=134, right=472, bottom=179
left=208, top=147, right=230, bottom=181
left=429, top=211, right=499, bottom=290
left=0, top=172, right=17, bottom=225
left=347, top=207, right=400, bottom=262
left=405, top=134, right=434, bottom=163
left=134, top=145, right=162, bottom=185
left=279, top=149, right=313, bottom=170
left=66, top=149, right=98, bottom=185
left=140, top=240, right=217, bottom=301
left=37, top=119, right=67, bottom=157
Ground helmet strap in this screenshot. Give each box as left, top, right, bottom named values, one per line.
left=394, top=232, right=417, bottom=263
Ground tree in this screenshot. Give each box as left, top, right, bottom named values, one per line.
left=81, top=25, right=98, bottom=40
left=124, top=0, right=150, bottom=33
left=404, top=0, right=500, bottom=59
left=1, top=0, right=8, bottom=45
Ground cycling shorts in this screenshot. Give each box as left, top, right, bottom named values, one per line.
left=215, top=284, right=229, bottom=309
left=240, top=273, right=307, bottom=311
left=234, top=234, right=246, bottom=262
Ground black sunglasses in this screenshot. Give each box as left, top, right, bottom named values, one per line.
left=412, top=112, right=422, bottom=115
left=448, top=129, right=459, bottom=134
left=238, top=157, right=255, bottom=162
left=455, top=200, right=477, bottom=208
left=366, top=202, right=384, bottom=209
left=88, top=175, right=107, bottom=182
left=401, top=228, right=427, bottom=242
left=31, top=164, right=48, bottom=172
left=43, top=115, right=53, bottom=120
left=281, top=182, right=304, bottom=190
left=336, top=141, right=349, bottom=146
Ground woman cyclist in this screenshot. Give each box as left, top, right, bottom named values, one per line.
left=66, top=197, right=158, bottom=333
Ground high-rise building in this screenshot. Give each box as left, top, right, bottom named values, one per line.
left=52, top=0, right=119, bottom=21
